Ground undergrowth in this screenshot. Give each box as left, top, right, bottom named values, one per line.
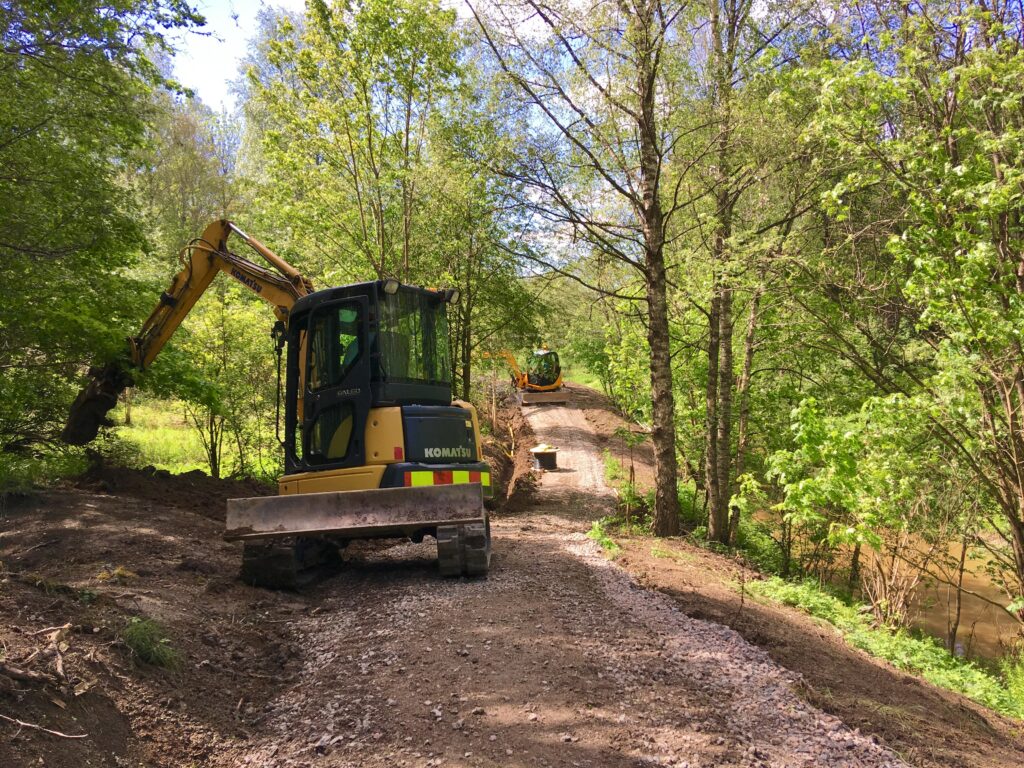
left=749, top=577, right=1024, bottom=719
left=587, top=517, right=621, bottom=556
left=0, top=450, right=89, bottom=493
left=123, top=617, right=181, bottom=668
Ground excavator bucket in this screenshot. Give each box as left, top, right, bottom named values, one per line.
left=62, top=363, right=133, bottom=445
left=520, top=390, right=569, bottom=406
left=225, top=483, right=491, bottom=580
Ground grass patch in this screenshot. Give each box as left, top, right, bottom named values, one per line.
left=561, top=361, right=606, bottom=391
left=588, top=517, right=621, bottom=556
left=113, top=400, right=208, bottom=474
left=603, top=449, right=625, bottom=485
left=749, top=577, right=1024, bottom=719
left=0, top=449, right=89, bottom=493
left=122, top=617, right=181, bottom=668
left=651, top=545, right=693, bottom=563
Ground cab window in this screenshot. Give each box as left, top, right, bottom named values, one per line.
left=308, top=304, right=361, bottom=391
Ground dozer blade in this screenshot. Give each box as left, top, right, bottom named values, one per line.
left=225, top=483, right=485, bottom=542
left=520, top=390, right=569, bottom=406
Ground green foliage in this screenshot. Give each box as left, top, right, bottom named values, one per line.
left=603, top=450, right=624, bottom=485
left=734, top=516, right=784, bottom=575
left=0, top=1, right=203, bottom=457
left=750, top=578, right=1024, bottom=719
left=1002, top=652, right=1024, bottom=709
left=676, top=480, right=704, bottom=529
left=122, top=617, right=181, bottom=668
left=0, top=450, right=89, bottom=494
left=114, top=400, right=207, bottom=474
left=587, top=518, right=621, bottom=556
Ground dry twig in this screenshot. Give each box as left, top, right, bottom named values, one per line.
left=0, top=713, right=87, bottom=739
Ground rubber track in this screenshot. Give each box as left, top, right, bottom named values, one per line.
left=437, top=520, right=490, bottom=577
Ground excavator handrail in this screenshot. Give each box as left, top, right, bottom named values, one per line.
left=62, top=219, right=313, bottom=445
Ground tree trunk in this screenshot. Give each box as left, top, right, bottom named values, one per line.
left=705, top=0, right=737, bottom=545
left=705, top=289, right=721, bottom=534
left=948, top=538, right=968, bottom=652
left=647, top=264, right=681, bottom=536
left=633, top=0, right=680, bottom=536
left=713, top=281, right=734, bottom=543
left=849, top=541, right=862, bottom=592
left=729, top=284, right=763, bottom=540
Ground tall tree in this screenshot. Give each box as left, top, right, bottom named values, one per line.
left=471, top=0, right=689, bottom=535
left=251, top=0, right=461, bottom=281
left=0, top=0, right=201, bottom=463
left=787, top=0, right=1024, bottom=613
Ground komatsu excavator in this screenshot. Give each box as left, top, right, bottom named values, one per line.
left=496, top=347, right=568, bottom=405
left=63, top=220, right=491, bottom=586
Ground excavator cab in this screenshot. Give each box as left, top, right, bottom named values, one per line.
left=236, top=280, right=493, bottom=584
left=281, top=280, right=483, bottom=481
left=527, top=349, right=561, bottom=388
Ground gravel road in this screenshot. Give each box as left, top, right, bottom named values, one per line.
left=233, top=396, right=908, bottom=768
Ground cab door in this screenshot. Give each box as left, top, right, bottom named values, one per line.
left=303, top=297, right=372, bottom=469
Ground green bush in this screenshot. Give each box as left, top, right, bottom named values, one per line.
left=735, top=516, right=784, bottom=574
left=0, top=449, right=89, bottom=493
left=1002, top=652, right=1024, bottom=707
left=122, top=617, right=181, bottom=668
left=749, top=577, right=1024, bottom=719
left=676, top=480, right=704, bottom=529
left=587, top=517, right=621, bottom=556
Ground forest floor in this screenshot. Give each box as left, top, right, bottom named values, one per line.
left=0, top=384, right=1021, bottom=768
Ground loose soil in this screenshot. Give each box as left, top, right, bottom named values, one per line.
left=1, top=384, right=1020, bottom=767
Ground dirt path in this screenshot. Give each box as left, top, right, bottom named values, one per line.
left=226, top=391, right=906, bottom=768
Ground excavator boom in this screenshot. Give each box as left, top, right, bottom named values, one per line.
left=62, top=220, right=313, bottom=445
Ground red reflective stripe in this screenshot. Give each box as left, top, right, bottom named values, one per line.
left=469, top=471, right=480, bottom=483
left=436, top=470, right=453, bottom=485
left=394, top=446, right=404, bottom=460
left=404, top=472, right=412, bottom=487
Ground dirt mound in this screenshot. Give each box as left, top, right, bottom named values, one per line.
left=480, top=391, right=538, bottom=511
left=74, top=465, right=272, bottom=521
left=1, top=484, right=299, bottom=768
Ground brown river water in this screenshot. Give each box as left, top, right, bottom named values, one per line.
left=909, top=542, right=1019, bottom=661
left=754, top=511, right=1020, bottom=660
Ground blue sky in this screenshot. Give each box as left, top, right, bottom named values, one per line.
left=172, top=0, right=307, bottom=110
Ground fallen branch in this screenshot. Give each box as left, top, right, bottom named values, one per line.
left=0, top=662, right=50, bottom=684
left=10, top=540, right=56, bottom=558
left=0, top=713, right=87, bottom=739
left=28, top=623, right=71, bottom=636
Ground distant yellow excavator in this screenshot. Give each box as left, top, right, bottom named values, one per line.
left=494, top=347, right=568, bottom=405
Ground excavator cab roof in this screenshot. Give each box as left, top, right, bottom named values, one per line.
left=290, top=280, right=448, bottom=317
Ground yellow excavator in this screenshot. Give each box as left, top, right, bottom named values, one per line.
left=63, top=220, right=491, bottom=586
left=495, top=347, right=568, bottom=405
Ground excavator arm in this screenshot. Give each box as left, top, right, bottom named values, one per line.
left=487, top=349, right=525, bottom=388
left=62, top=220, right=313, bottom=445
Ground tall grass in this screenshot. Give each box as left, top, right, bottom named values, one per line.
left=749, top=577, right=1024, bottom=719
left=113, top=400, right=208, bottom=474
